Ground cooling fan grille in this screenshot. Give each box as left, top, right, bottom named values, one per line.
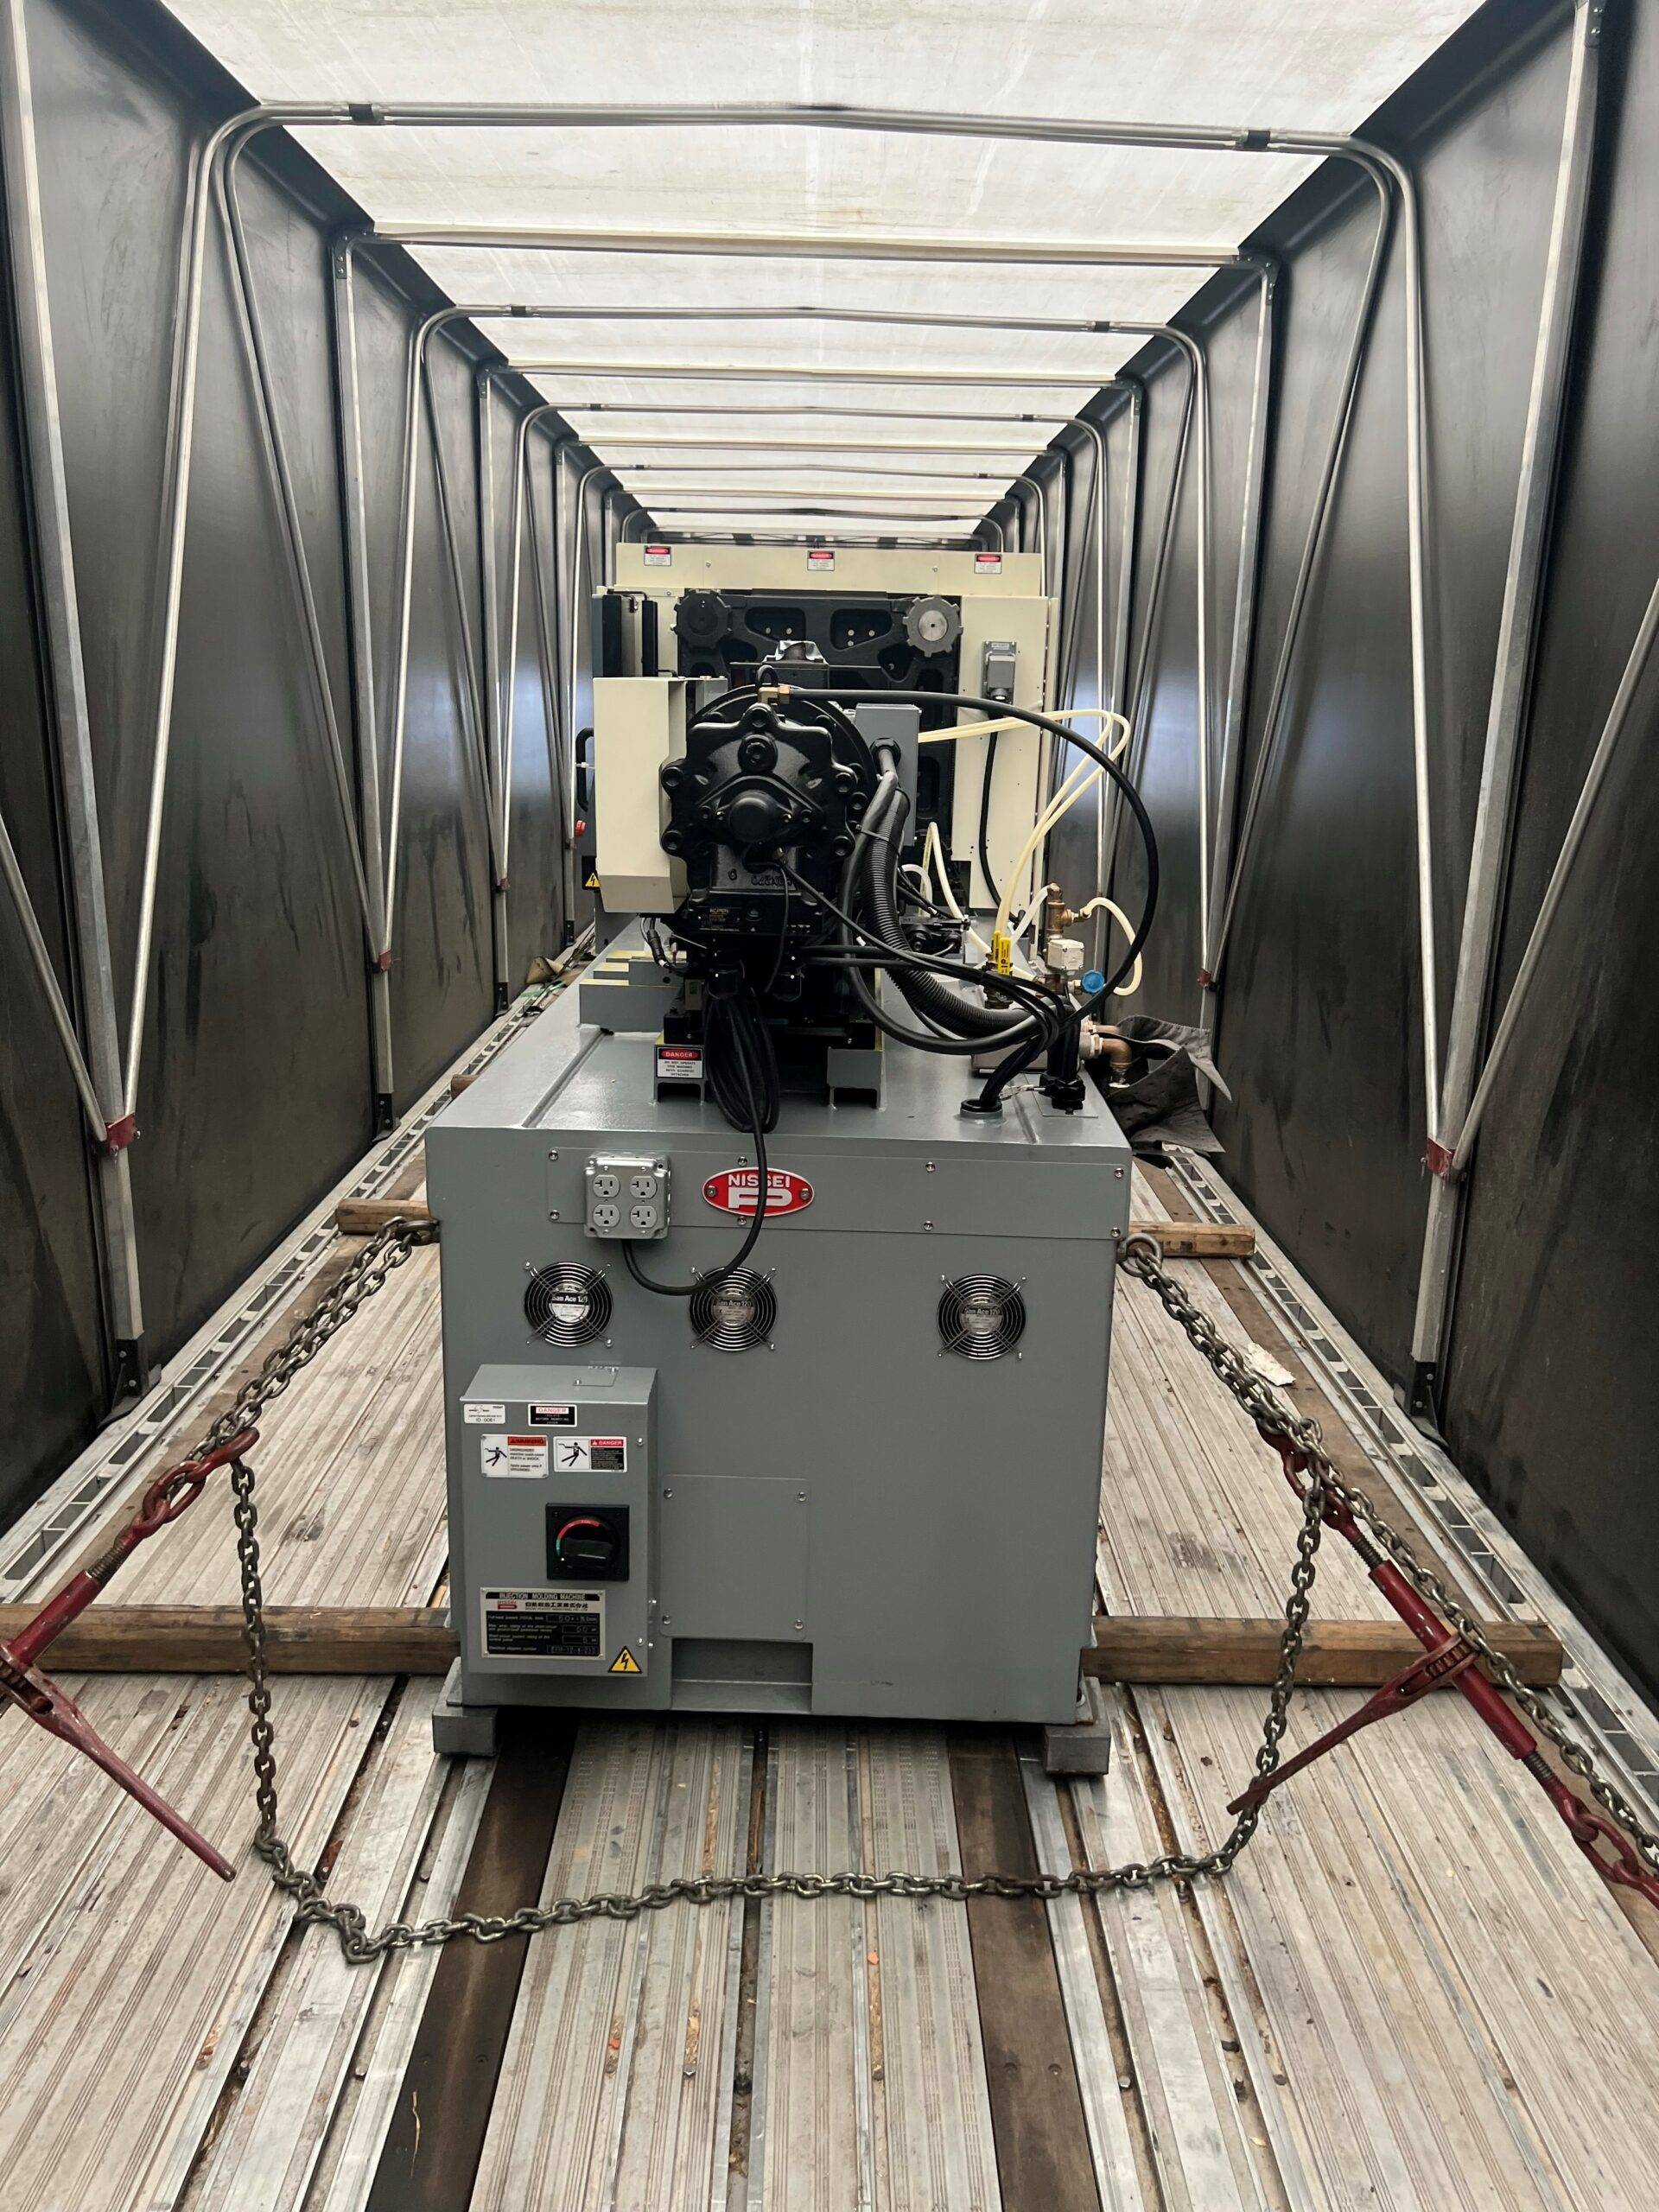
left=938, top=1274, right=1026, bottom=1361
left=690, top=1269, right=777, bottom=1352
left=524, top=1262, right=611, bottom=1346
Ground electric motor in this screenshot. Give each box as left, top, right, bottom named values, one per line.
left=658, top=686, right=875, bottom=1001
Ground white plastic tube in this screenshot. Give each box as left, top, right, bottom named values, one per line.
left=992, top=760, right=1102, bottom=944
left=1074, top=894, right=1144, bottom=996
left=922, top=818, right=990, bottom=954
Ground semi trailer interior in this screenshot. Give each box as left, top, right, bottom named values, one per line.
left=0, top=0, right=1657, bottom=2205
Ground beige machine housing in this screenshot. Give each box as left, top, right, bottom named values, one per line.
left=590, top=676, right=691, bottom=913
left=596, top=543, right=1057, bottom=917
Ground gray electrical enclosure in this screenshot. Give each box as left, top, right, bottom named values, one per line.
left=428, top=938, right=1132, bottom=1745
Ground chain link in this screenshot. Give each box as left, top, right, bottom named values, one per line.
left=187, top=1215, right=1656, bottom=1965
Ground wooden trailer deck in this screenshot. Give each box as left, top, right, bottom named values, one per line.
left=2, top=997, right=1657, bottom=2211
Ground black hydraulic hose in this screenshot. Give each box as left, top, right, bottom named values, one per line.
left=780, top=787, right=1061, bottom=1058
left=850, top=776, right=1056, bottom=1035
left=804, top=686, right=1157, bottom=988
left=802, top=686, right=1160, bottom=1109
left=861, top=789, right=1037, bottom=1044
left=976, top=728, right=1001, bottom=909
left=826, top=779, right=981, bottom=1055
left=625, top=993, right=772, bottom=1296
left=798, top=864, right=1054, bottom=1057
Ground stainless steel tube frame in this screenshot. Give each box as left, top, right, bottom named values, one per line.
left=1409, top=0, right=1605, bottom=1404
left=1204, top=184, right=1397, bottom=1005
left=329, top=238, right=396, bottom=1122
left=1448, top=565, right=1659, bottom=1185
left=0, top=0, right=144, bottom=1375
left=617, top=505, right=1007, bottom=549
left=1203, top=255, right=1279, bottom=995
left=143, top=102, right=1427, bottom=1143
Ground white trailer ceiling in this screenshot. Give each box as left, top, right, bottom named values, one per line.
left=169, top=0, right=1479, bottom=531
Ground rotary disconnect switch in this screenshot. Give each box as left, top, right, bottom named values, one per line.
left=547, top=1507, right=630, bottom=1580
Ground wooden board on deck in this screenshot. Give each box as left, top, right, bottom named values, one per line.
left=0, top=1603, right=1561, bottom=1685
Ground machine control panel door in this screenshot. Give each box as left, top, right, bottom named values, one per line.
left=458, top=1364, right=655, bottom=1681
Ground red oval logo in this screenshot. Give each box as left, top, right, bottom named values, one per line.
left=702, top=1167, right=815, bottom=1218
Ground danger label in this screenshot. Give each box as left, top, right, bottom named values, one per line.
left=643, top=543, right=672, bottom=567
left=656, top=1043, right=704, bottom=1083
left=529, top=1402, right=577, bottom=1427
left=480, top=1433, right=548, bottom=1478
left=481, top=1586, right=603, bottom=1660
left=548, top=1435, right=627, bottom=1474
left=974, top=551, right=1003, bottom=573
left=806, top=548, right=836, bottom=570
left=608, top=1646, right=642, bottom=1675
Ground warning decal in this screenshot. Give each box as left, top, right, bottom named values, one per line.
left=548, top=1434, right=628, bottom=1474
left=584, top=870, right=601, bottom=890
left=608, top=1646, right=642, bottom=1675
left=643, top=543, right=672, bottom=567
left=974, top=551, right=1003, bottom=572
left=481, top=1586, right=603, bottom=1660
left=529, top=1402, right=577, bottom=1427
left=480, top=1433, right=548, bottom=1478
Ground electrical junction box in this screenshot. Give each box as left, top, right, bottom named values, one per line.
left=585, top=1154, right=670, bottom=1240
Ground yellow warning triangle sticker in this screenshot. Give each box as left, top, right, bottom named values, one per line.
left=585, top=871, right=601, bottom=889
left=608, top=1646, right=641, bottom=1675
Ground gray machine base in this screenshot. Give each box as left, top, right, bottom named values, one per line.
left=433, top=1653, right=1112, bottom=1777
left=1041, top=1675, right=1114, bottom=1777
left=433, top=1661, right=500, bottom=1758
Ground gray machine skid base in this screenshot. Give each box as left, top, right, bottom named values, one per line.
left=1040, top=1675, right=1114, bottom=1776
left=433, top=1661, right=500, bottom=1758
left=433, top=1658, right=1113, bottom=1778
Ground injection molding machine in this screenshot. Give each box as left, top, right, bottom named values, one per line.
left=427, top=543, right=1146, bottom=1755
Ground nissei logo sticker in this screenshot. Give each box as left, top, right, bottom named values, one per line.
left=702, top=1167, right=815, bottom=1218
